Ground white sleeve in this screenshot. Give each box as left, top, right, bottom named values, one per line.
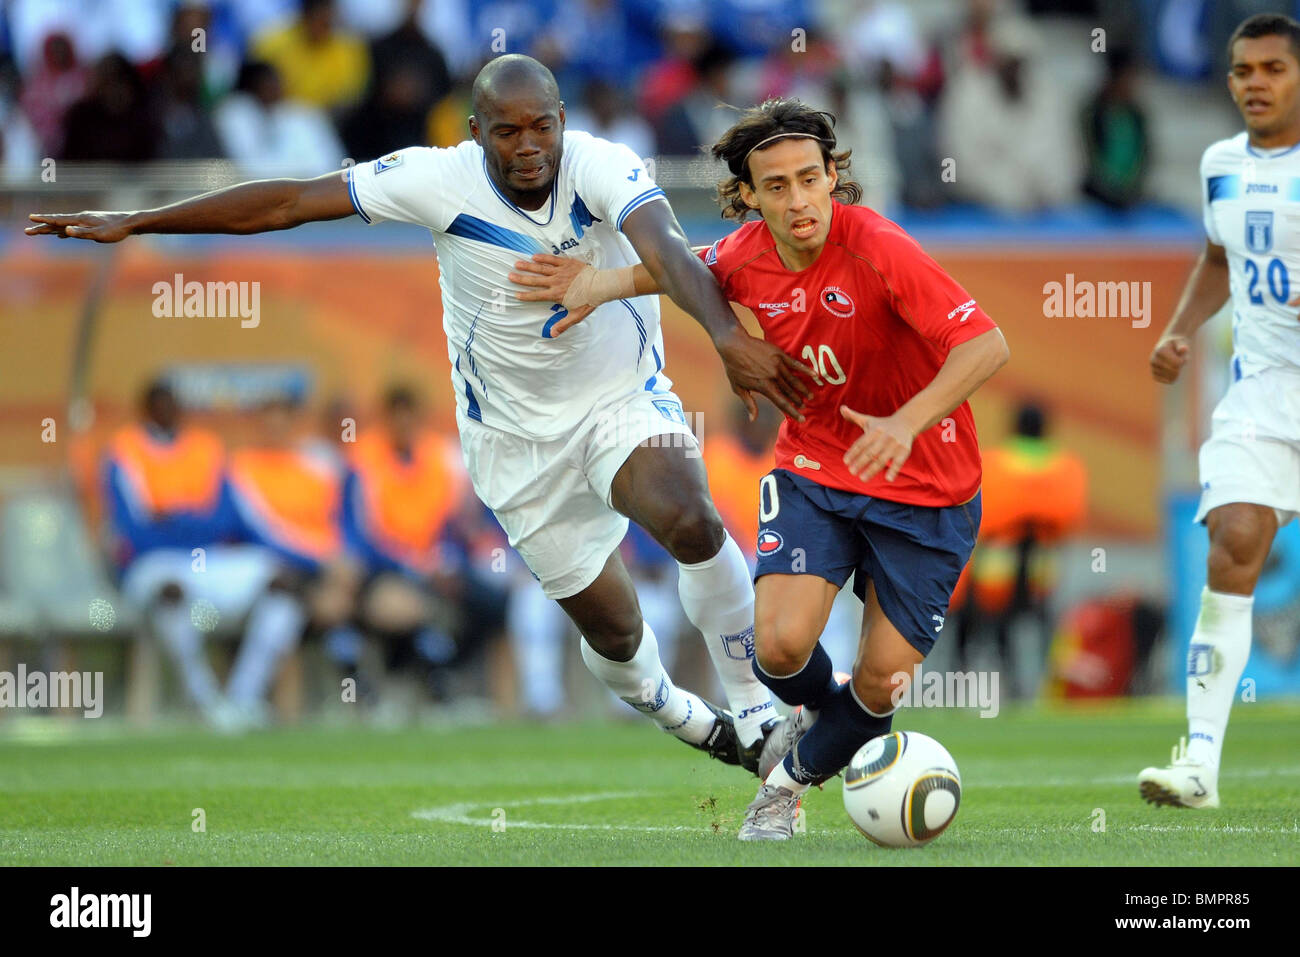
left=348, top=147, right=460, bottom=230
left=566, top=134, right=668, bottom=231
left=1200, top=146, right=1222, bottom=246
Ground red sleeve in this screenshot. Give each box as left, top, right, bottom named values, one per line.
left=868, top=225, right=997, bottom=350
left=696, top=233, right=742, bottom=300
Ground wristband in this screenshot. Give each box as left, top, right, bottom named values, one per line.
left=563, top=264, right=636, bottom=309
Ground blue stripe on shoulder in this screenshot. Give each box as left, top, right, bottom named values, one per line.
left=1207, top=174, right=1240, bottom=203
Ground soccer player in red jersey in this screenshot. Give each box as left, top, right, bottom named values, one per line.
left=511, top=98, right=1009, bottom=840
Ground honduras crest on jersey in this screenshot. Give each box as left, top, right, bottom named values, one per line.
left=1245, top=210, right=1273, bottom=252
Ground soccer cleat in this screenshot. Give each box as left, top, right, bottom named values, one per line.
left=682, top=701, right=743, bottom=766
left=754, top=706, right=818, bottom=780
left=1138, top=737, right=1220, bottom=809
left=737, top=783, right=801, bottom=841
left=738, top=715, right=782, bottom=776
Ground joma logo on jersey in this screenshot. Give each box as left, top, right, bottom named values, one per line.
left=1245, top=182, right=1278, bottom=194
left=551, top=237, right=580, bottom=253
left=1246, top=210, right=1273, bottom=253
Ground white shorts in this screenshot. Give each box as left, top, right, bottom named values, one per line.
left=1196, top=367, right=1300, bottom=527
left=120, top=544, right=283, bottom=624
left=458, top=389, right=698, bottom=600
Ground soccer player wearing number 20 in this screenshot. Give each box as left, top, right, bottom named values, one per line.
left=511, top=98, right=1009, bottom=839
left=1141, top=14, right=1300, bottom=809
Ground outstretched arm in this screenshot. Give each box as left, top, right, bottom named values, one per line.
left=510, top=248, right=711, bottom=312
left=26, top=171, right=357, bottom=242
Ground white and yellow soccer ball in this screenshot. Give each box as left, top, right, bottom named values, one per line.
left=842, top=731, right=961, bottom=847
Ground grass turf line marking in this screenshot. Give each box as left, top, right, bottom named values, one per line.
left=412, top=791, right=701, bottom=833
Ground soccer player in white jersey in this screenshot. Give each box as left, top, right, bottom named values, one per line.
left=1141, top=14, right=1300, bottom=808
left=28, top=55, right=820, bottom=773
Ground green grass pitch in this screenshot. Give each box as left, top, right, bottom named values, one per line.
left=1, top=699, right=1296, bottom=866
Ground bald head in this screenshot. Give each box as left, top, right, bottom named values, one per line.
left=469, top=55, right=566, bottom=210
left=471, top=55, right=560, bottom=118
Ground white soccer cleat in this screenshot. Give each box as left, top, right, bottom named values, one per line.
left=1138, top=737, right=1220, bottom=809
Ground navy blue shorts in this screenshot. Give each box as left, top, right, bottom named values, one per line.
left=753, top=469, right=981, bottom=655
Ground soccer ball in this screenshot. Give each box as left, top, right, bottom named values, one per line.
left=842, top=731, right=961, bottom=847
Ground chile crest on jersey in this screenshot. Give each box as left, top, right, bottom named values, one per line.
left=820, top=285, right=856, bottom=317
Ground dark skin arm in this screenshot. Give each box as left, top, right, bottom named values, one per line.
left=1149, top=239, right=1230, bottom=384
left=618, top=201, right=816, bottom=421
left=25, top=171, right=356, bottom=241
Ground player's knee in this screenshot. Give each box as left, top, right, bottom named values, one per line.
left=754, top=619, right=819, bottom=677
left=1207, top=510, right=1270, bottom=579
left=656, top=496, right=725, bottom=564
left=583, top=616, right=643, bottom=662
left=852, top=663, right=904, bottom=716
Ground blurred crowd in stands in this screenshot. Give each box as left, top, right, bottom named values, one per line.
left=0, top=0, right=1181, bottom=213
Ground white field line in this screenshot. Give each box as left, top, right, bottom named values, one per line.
left=412, top=785, right=1300, bottom=836
left=412, top=791, right=699, bottom=833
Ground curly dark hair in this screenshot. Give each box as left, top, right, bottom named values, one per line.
left=710, top=98, right=862, bottom=222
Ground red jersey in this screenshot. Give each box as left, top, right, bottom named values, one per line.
left=698, top=201, right=996, bottom=507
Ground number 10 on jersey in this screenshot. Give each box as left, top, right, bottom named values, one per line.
left=801, top=343, right=846, bottom=385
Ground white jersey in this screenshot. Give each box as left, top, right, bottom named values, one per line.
left=1202, top=131, right=1300, bottom=379
left=348, top=130, right=670, bottom=440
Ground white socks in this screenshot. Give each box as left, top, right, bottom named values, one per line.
left=1186, top=587, right=1253, bottom=770
left=580, top=621, right=715, bottom=745
left=227, top=591, right=306, bottom=706
left=154, top=591, right=304, bottom=713
left=676, top=532, right=775, bottom=746
left=151, top=601, right=221, bottom=708
left=767, top=760, right=810, bottom=796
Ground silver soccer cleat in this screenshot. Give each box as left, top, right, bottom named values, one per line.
left=756, top=706, right=818, bottom=781
left=737, top=783, right=801, bottom=841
